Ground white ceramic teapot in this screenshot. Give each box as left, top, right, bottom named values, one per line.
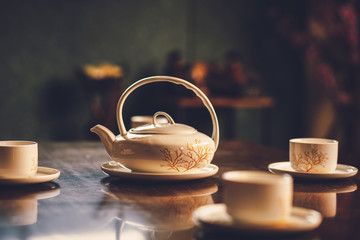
left=91, top=76, right=219, bottom=173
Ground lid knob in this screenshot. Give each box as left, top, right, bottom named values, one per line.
left=153, top=111, right=175, bottom=126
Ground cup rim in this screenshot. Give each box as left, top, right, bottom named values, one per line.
left=290, top=138, right=338, bottom=144
left=0, top=141, right=37, bottom=147
left=221, top=170, right=292, bottom=185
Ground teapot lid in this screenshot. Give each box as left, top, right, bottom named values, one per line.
left=129, top=122, right=197, bottom=135
left=128, top=111, right=197, bottom=135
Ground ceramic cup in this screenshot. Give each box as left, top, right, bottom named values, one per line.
left=0, top=141, right=38, bottom=179
left=290, top=138, right=338, bottom=173
left=222, top=171, right=293, bottom=225
left=130, top=115, right=168, bottom=128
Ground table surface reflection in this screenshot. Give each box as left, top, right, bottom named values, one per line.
left=0, top=141, right=359, bottom=240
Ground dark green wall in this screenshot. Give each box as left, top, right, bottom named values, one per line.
left=0, top=0, right=304, bottom=149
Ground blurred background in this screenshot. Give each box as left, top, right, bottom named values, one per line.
left=0, top=0, right=359, bottom=154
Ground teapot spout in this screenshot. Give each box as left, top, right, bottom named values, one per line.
left=91, top=124, right=116, bottom=156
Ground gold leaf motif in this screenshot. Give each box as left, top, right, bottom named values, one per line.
left=160, top=139, right=214, bottom=172
left=31, top=156, right=37, bottom=174
left=292, top=148, right=328, bottom=172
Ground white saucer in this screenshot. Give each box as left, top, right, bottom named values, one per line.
left=0, top=167, right=60, bottom=185
left=101, top=162, right=219, bottom=180
left=268, top=162, right=358, bottom=179
left=192, top=204, right=322, bottom=234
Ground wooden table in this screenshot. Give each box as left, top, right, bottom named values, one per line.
left=0, top=141, right=359, bottom=240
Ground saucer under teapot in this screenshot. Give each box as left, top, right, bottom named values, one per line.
left=100, top=161, right=219, bottom=180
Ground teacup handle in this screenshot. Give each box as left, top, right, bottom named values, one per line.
left=116, top=76, right=219, bottom=150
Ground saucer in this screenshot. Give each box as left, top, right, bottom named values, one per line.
left=101, top=162, right=218, bottom=180
left=192, top=204, right=322, bottom=234
left=268, top=162, right=358, bottom=179
left=0, top=167, right=60, bottom=185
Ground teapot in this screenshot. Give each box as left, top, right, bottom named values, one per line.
left=91, top=76, right=219, bottom=173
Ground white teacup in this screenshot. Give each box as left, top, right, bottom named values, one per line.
left=222, top=171, right=293, bottom=225
left=0, top=141, right=38, bottom=179
left=290, top=138, right=338, bottom=173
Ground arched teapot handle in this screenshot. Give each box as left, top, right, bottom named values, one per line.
left=116, top=76, right=220, bottom=150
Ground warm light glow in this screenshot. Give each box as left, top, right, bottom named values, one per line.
left=84, top=63, right=123, bottom=79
